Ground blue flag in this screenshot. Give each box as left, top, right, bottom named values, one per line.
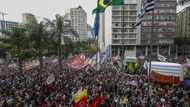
left=99, top=48, right=110, bottom=64
left=93, top=13, right=100, bottom=37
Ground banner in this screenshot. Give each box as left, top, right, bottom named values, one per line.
left=85, top=54, right=96, bottom=66
left=186, top=58, right=190, bottom=67
left=46, top=74, right=55, bottom=85
left=66, top=54, right=88, bottom=71
left=99, top=47, right=110, bottom=64
left=157, top=53, right=167, bottom=62
left=143, top=61, right=149, bottom=70
left=150, top=71, right=180, bottom=84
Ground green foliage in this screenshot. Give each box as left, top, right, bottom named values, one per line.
left=0, top=27, right=32, bottom=60
left=0, top=14, right=95, bottom=64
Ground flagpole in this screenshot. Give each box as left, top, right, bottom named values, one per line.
left=96, top=36, right=99, bottom=70
left=148, top=5, right=154, bottom=107
left=121, top=4, right=125, bottom=73
left=116, top=3, right=125, bottom=99
left=96, top=12, right=105, bottom=70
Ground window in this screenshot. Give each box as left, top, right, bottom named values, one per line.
left=129, top=29, right=134, bottom=32
left=113, top=29, right=118, bottom=32
left=129, top=34, right=136, bottom=38
left=112, top=40, right=120, bottom=44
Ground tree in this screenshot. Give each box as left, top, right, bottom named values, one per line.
left=0, top=27, right=30, bottom=72
left=44, top=14, right=79, bottom=71
left=26, top=22, right=49, bottom=70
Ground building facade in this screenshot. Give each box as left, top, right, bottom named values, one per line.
left=0, top=20, right=18, bottom=31
left=0, top=20, right=19, bottom=38
left=62, top=12, right=79, bottom=42
left=177, top=5, right=190, bottom=55
left=111, top=0, right=141, bottom=57
left=22, top=13, right=37, bottom=24
left=0, top=20, right=19, bottom=58
left=139, top=0, right=177, bottom=57
left=70, top=6, right=88, bottom=41
left=177, top=6, right=190, bottom=38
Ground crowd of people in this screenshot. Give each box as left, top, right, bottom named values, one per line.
left=0, top=56, right=190, bottom=107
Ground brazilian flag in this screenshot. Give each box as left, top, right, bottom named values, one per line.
left=92, top=0, right=112, bottom=14
left=92, top=0, right=124, bottom=14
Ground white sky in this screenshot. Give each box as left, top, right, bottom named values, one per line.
left=0, top=0, right=97, bottom=25
left=0, top=0, right=113, bottom=46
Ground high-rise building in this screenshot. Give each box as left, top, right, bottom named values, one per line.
left=177, top=6, right=190, bottom=38
left=62, top=12, right=79, bottom=42
left=177, top=2, right=190, bottom=55
left=0, top=20, right=19, bottom=58
left=22, top=13, right=37, bottom=24
left=70, top=6, right=88, bottom=41
left=139, top=0, right=176, bottom=57
left=0, top=20, right=19, bottom=38
left=0, top=20, right=19, bottom=31
left=111, top=0, right=141, bottom=57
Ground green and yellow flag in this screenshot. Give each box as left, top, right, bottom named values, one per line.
left=93, top=0, right=124, bottom=14
left=112, top=0, right=124, bottom=5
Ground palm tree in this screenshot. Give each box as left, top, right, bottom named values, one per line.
left=44, top=14, right=79, bottom=71
left=26, top=22, right=49, bottom=70
left=0, top=27, right=29, bottom=72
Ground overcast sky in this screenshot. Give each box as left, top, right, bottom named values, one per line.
left=0, top=0, right=98, bottom=25
left=0, top=0, right=113, bottom=46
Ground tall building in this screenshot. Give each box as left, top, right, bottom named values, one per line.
left=0, top=20, right=19, bottom=38
left=70, top=6, right=88, bottom=41
left=62, top=12, right=79, bottom=42
left=139, top=0, right=176, bottom=57
left=0, top=20, right=19, bottom=58
left=177, top=6, right=190, bottom=38
left=177, top=3, right=190, bottom=55
left=111, top=0, right=141, bottom=57
left=22, top=13, right=37, bottom=24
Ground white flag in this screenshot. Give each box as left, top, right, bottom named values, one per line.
left=46, top=74, right=55, bottom=85
left=186, top=58, right=190, bottom=67
left=143, top=61, right=148, bottom=70
left=157, top=53, right=167, bottom=62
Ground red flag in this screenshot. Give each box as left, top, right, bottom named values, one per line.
left=74, top=96, right=87, bottom=107
left=66, top=54, right=88, bottom=71
left=89, top=96, right=106, bottom=107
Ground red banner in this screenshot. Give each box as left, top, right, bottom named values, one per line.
left=66, top=54, right=88, bottom=71
left=150, top=71, right=180, bottom=84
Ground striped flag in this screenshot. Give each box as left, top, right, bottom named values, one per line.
left=134, top=18, right=142, bottom=27
left=144, top=0, right=155, bottom=12
left=134, top=0, right=155, bottom=27
left=157, top=53, right=167, bottom=62
left=85, top=54, right=97, bottom=66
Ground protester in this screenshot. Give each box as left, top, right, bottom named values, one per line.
left=0, top=56, right=189, bottom=107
